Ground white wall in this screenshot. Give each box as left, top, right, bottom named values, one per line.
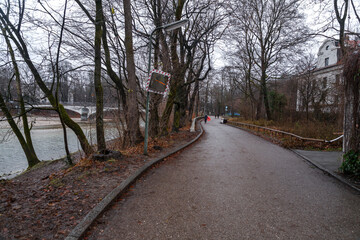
left=317, top=39, right=339, bottom=68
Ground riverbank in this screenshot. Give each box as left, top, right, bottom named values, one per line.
left=0, top=117, right=121, bottom=179
left=0, top=117, right=95, bottom=129
left=0, top=125, right=199, bottom=239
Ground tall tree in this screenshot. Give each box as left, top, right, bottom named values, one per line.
left=0, top=24, right=40, bottom=168
left=231, top=0, right=310, bottom=120
left=0, top=2, right=94, bottom=156
left=295, top=54, right=318, bottom=121
left=157, top=0, right=224, bottom=133
left=123, top=0, right=143, bottom=145
left=334, top=0, right=360, bottom=153
left=52, top=0, right=73, bottom=164
left=75, top=0, right=144, bottom=146
left=94, top=0, right=106, bottom=151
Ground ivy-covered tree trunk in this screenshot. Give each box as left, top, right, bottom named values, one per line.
left=58, top=105, right=94, bottom=155
left=343, top=51, right=360, bottom=152
left=159, top=0, right=186, bottom=135
left=173, top=79, right=186, bottom=132
left=333, top=0, right=360, bottom=153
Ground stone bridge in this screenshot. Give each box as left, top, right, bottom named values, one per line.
left=29, top=104, right=118, bottom=118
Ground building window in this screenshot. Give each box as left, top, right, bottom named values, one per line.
left=335, top=74, right=340, bottom=85
left=325, top=57, right=329, bottom=66
left=323, top=77, right=327, bottom=88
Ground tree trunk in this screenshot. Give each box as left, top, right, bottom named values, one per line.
left=0, top=93, right=40, bottom=167
left=256, top=91, right=263, bottom=120
left=0, top=9, right=94, bottom=156
left=205, top=81, right=209, bottom=114
left=123, top=0, right=143, bottom=145
left=173, top=78, right=186, bottom=132
left=149, top=93, right=161, bottom=138
left=2, top=26, right=37, bottom=157
left=0, top=24, right=39, bottom=167
left=94, top=0, right=106, bottom=152
left=160, top=86, right=176, bottom=135
left=343, top=51, right=360, bottom=152
left=159, top=0, right=186, bottom=134
left=261, top=69, right=272, bottom=120
left=333, top=0, right=359, bottom=153
left=195, top=86, right=200, bottom=117
left=55, top=0, right=72, bottom=165
left=149, top=27, right=161, bottom=138
left=343, top=80, right=355, bottom=152
left=188, top=79, right=199, bottom=122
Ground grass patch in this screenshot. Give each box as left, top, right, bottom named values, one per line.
left=228, top=117, right=342, bottom=150
left=229, top=117, right=341, bottom=140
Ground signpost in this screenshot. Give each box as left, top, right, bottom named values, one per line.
left=143, top=69, right=171, bottom=155
left=143, top=19, right=189, bottom=155
left=146, top=69, right=171, bottom=95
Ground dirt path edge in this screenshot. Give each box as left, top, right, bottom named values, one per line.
left=65, top=121, right=204, bottom=240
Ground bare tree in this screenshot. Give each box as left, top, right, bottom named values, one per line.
left=230, top=0, right=310, bottom=120
left=155, top=0, right=225, bottom=133
left=94, top=0, right=106, bottom=151
left=0, top=2, right=94, bottom=156
left=333, top=0, right=360, bottom=153
left=295, top=54, right=318, bottom=120
left=0, top=24, right=40, bottom=168
left=123, top=0, right=144, bottom=145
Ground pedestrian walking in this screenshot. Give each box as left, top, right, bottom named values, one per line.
left=204, top=114, right=208, bottom=123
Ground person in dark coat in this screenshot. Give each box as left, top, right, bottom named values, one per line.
left=204, top=114, right=208, bottom=123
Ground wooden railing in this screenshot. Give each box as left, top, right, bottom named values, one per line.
left=227, top=120, right=343, bottom=144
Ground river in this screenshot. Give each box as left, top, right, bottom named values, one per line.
left=0, top=123, right=120, bottom=179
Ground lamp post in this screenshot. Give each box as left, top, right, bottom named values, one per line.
left=144, top=19, right=189, bottom=155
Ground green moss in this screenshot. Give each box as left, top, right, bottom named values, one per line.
left=49, top=178, right=65, bottom=188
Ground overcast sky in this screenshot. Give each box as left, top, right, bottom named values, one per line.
left=212, top=0, right=360, bottom=70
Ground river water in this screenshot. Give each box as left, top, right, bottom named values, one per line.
left=0, top=125, right=120, bottom=179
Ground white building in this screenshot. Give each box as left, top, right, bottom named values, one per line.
left=296, top=39, right=343, bottom=114
left=316, top=39, right=341, bottom=68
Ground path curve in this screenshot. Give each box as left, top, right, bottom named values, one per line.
left=88, top=117, right=360, bottom=240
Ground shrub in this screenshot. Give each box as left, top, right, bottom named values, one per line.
left=340, top=151, right=360, bottom=177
